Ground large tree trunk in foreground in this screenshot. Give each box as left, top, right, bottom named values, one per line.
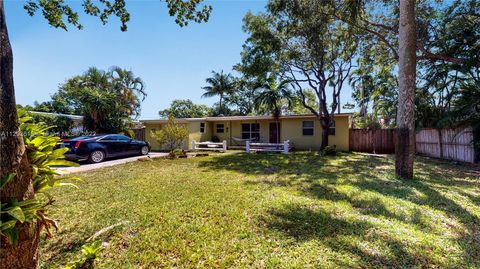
left=395, top=0, right=416, bottom=179
left=0, top=1, right=38, bottom=268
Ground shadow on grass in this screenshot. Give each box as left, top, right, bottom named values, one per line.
left=198, top=152, right=480, bottom=267
left=264, top=204, right=433, bottom=268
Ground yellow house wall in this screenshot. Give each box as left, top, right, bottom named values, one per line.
left=187, top=120, right=217, bottom=149
left=211, top=121, right=230, bottom=143
left=144, top=123, right=163, bottom=151
left=144, top=122, right=191, bottom=151
left=280, top=116, right=349, bottom=151
left=143, top=116, right=349, bottom=151
left=230, top=120, right=270, bottom=144
left=327, top=116, right=349, bottom=151
left=280, top=118, right=322, bottom=150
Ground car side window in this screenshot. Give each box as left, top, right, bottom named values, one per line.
left=99, top=135, right=131, bottom=141
left=116, top=135, right=131, bottom=141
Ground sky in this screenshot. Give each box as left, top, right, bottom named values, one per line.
left=5, top=0, right=354, bottom=120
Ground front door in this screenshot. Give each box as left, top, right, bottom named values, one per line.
left=269, top=122, right=280, bottom=143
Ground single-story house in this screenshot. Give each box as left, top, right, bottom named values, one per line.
left=141, top=113, right=351, bottom=151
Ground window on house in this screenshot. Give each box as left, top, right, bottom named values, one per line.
left=328, top=120, right=336, bottom=136
left=216, top=124, right=224, bottom=133
left=241, top=123, right=260, bottom=140
left=302, top=121, right=314, bottom=136
left=200, top=122, right=205, bottom=133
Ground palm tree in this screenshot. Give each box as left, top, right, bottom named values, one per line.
left=110, top=66, right=146, bottom=117
left=201, top=70, right=235, bottom=114
left=73, top=68, right=113, bottom=132
left=254, top=79, right=294, bottom=143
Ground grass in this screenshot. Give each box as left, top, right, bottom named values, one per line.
left=40, top=152, right=480, bottom=268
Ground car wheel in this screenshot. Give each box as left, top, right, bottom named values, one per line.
left=89, top=150, right=105, bottom=163
left=140, top=146, right=149, bottom=155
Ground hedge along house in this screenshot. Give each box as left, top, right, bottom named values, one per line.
left=141, top=113, right=352, bottom=151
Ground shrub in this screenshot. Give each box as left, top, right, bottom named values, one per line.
left=63, top=240, right=103, bottom=269
left=150, top=115, right=188, bottom=152
left=321, top=145, right=337, bottom=156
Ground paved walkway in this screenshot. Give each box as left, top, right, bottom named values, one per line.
left=57, top=152, right=168, bottom=175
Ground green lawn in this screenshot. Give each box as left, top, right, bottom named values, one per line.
left=40, top=152, right=480, bottom=268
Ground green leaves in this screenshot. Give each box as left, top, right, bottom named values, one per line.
left=0, top=198, right=42, bottom=246
left=0, top=220, right=17, bottom=231
left=1, top=228, right=19, bottom=247
left=54, top=66, right=146, bottom=133
left=159, top=99, right=213, bottom=119
left=1, top=110, right=82, bottom=247
left=62, top=240, right=103, bottom=269
left=5, top=206, right=25, bottom=223
left=0, top=173, right=16, bottom=190
left=151, top=115, right=189, bottom=152
left=81, top=240, right=103, bottom=259
left=44, top=159, right=79, bottom=167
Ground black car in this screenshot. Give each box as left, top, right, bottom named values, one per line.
left=63, top=134, right=150, bottom=163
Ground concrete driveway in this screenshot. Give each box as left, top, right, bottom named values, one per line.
left=57, top=152, right=168, bottom=175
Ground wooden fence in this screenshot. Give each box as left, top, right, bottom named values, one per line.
left=133, top=128, right=146, bottom=141
left=416, top=127, right=475, bottom=163
left=349, top=129, right=396, bottom=154
left=349, top=127, right=477, bottom=163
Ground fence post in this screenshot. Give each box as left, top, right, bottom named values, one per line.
left=283, top=140, right=289, bottom=154
left=246, top=141, right=250, bottom=153
left=192, top=140, right=196, bottom=151
left=222, top=140, right=227, bottom=152
left=438, top=129, right=443, bottom=159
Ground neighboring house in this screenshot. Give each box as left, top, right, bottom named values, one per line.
left=141, top=113, right=351, bottom=151
left=29, top=111, right=84, bottom=133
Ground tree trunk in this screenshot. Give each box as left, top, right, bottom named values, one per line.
left=219, top=94, right=223, bottom=115
left=319, top=117, right=329, bottom=150
left=276, top=120, right=280, bottom=144
left=337, top=95, right=341, bottom=114
left=0, top=1, right=39, bottom=268
left=320, top=127, right=329, bottom=150
left=395, top=0, right=416, bottom=179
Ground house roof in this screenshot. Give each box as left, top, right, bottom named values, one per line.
left=29, top=111, right=84, bottom=121
left=140, top=113, right=352, bottom=124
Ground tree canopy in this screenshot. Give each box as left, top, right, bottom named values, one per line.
left=50, top=66, right=146, bottom=133
left=23, top=0, right=211, bottom=31
left=159, top=99, right=212, bottom=118
left=237, top=0, right=360, bottom=149
left=201, top=70, right=235, bottom=115
left=345, top=0, right=480, bottom=129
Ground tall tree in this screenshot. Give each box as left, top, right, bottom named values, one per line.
left=222, top=78, right=259, bottom=115
left=254, top=79, right=293, bottom=142
left=0, top=1, right=211, bottom=268
left=327, top=0, right=479, bottom=179
left=350, top=32, right=398, bottom=126
left=201, top=70, right=235, bottom=115
left=240, top=0, right=358, bottom=149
